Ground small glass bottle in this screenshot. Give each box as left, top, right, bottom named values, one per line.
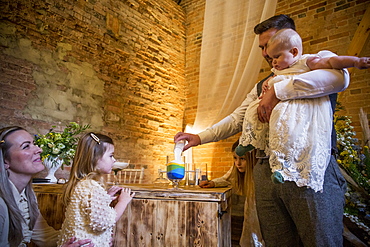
left=153, top=169, right=170, bottom=188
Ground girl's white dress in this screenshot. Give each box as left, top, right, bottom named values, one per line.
left=57, top=179, right=116, bottom=247
left=239, top=54, right=333, bottom=192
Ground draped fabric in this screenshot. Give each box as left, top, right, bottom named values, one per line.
left=191, top=0, right=278, bottom=132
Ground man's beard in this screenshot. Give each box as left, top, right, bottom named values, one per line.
left=265, top=57, right=273, bottom=68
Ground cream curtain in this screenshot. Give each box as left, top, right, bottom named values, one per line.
left=191, top=0, right=278, bottom=132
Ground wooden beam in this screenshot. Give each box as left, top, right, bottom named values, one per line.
left=338, top=5, right=370, bottom=99
left=347, top=5, right=370, bottom=57
left=345, top=5, right=370, bottom=76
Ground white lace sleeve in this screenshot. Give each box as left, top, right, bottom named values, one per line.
left=81, top=181, right=116, bottom=232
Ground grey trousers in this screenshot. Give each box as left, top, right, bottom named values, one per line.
left=253, top=155, right=347, bottom=247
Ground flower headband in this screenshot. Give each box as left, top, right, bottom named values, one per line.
left=90, top=133, right=100, bottom=145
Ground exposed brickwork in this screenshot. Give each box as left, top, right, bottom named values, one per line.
left=0, top=0, right=185, bottom=182
left=183, top=0, right=370, bottom=179
left=0, top=0, right=369, bottom=183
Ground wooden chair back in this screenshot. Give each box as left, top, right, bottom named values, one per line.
left=118, top=167, right=145, bottom=184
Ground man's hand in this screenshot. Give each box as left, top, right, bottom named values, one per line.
left=257, top=86, right=280, bottom=123
left=61, top=237, right=94, bottom=247
left=174, top=132, right=201, bottom=151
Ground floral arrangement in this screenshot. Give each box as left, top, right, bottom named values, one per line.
left=335, top=105, right=370, bottom=243
left=34, top=122, right=90, bottom=168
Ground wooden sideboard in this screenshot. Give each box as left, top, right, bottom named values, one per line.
left=33, top=183, right=232, bottom=247
left=33, top=183, right=65, bottom=230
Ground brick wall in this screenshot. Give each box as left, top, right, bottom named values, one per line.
left=1, top=0, right=369, bottom=183
left=182, top=0, right=370, bottom=180
left=181, top=0, right=240, bottom=180
left=0, top=0, right=185, bottom=182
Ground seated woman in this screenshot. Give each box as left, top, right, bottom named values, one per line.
left=199, top=140, right=263, bottom=247
left=0, top=126, right=94, bottom=247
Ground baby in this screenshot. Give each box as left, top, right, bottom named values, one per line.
left=238, top=28, right=370, bottom=192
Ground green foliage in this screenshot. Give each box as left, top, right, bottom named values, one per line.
left=34, top=122, right=90, bottom=168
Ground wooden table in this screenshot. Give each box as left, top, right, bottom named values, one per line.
left=33, top=183, right=65, bottom=230
left=33, top=183, right=232, bottom=247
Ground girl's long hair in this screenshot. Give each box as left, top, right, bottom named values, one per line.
left=0, top=126, right=40, bottom=246
left=62, top=132, right=113, bottom=207
left=230, top=140, right=257, bottom=199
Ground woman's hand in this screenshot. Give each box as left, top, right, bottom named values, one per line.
left=199, top=180, right=215, bottom=188
left=61, top=237, right=94, bottom=247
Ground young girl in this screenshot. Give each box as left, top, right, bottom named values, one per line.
left=239, top=28, right=370, bottom=192
left=57, top=132, right=134, bottom=246
left=199, top=141, right=263, bottom=247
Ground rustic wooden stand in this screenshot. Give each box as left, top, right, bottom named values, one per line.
left=33, top=183, right=232, bottom=247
